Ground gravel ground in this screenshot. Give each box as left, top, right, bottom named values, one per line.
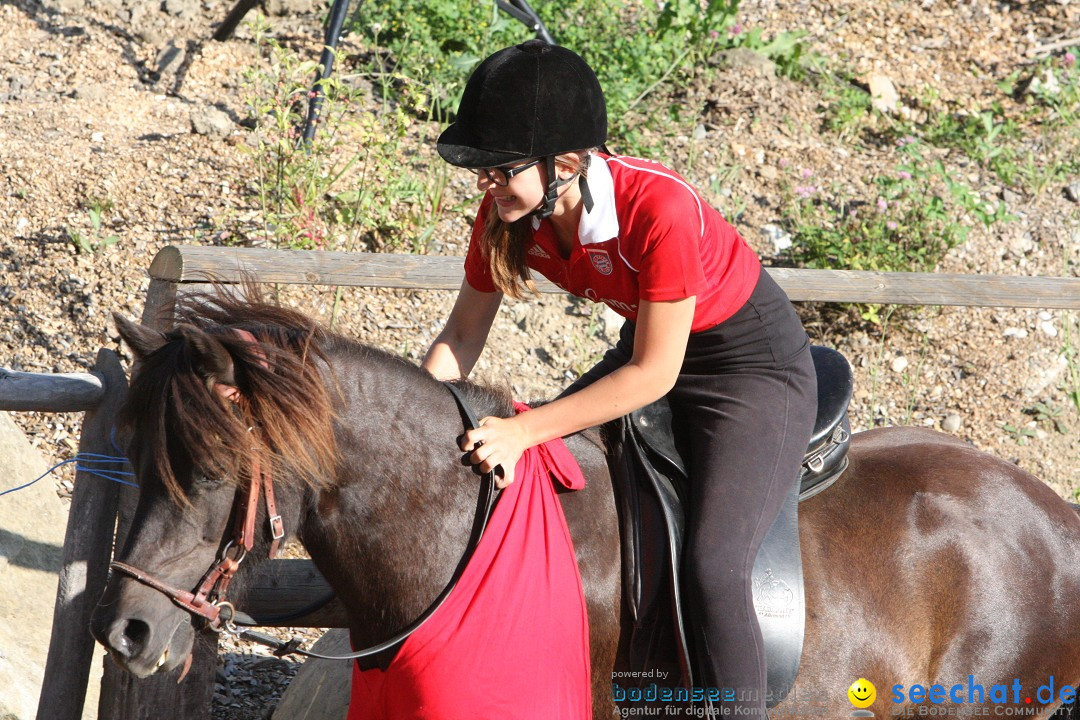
left=0, top=0, right=1077, bottom=716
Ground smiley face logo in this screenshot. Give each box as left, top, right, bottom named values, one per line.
left=848, top=678, right=876, bottom=708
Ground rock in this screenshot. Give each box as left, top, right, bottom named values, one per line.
left=891, top=355, right=909, bottom=373
left=266, top=0, right=313, bottom=15
left=38, top=0, right=84, bottom=12
left=1039, top=321, right=1058, bottom=337
left=190, top=107, right=234, bottom=138
left=715, top=48, right=776, bottom=78
left=692, top=124, right=707, bottom=141
left=272, top=629, right=350, bottom=720
left=1065, top=183, right=1080, bottom=203
left=162, top=0, right=199, bottom=18
left=758, top=166, right=779, bottom=181
left=1003, top=327, right=1028, bottom=339
left=1008, top=232, right=1034, bottom=255
left=600, top=306, right=623, bottom=344
left=943, top=413, right=962, bottom=433
left=868, top=73, right=900, bottom=114
left=154, top=42, right=186, bottom=83
left=759, top=224, right=792, bottom=254
left=0, top=412, right=101, bottom=719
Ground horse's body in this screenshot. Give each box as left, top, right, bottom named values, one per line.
left=92, top=293, right=1080, bottom=718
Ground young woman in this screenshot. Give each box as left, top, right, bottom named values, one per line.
left=422, top=40, right=817, bottom=715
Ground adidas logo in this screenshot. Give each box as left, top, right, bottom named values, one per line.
left=527, top=244, right=551, bottom=259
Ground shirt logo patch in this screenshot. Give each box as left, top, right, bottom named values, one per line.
left=527, top=244, right=551, bottom=259
left=586, top=248, right=613, bottom=275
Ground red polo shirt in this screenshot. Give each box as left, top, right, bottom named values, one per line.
left=464, top=154, right=761, bottom=333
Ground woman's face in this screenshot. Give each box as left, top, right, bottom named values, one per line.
left=474, top=159, right=548, bottom=224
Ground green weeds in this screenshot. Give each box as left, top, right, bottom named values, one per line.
left=352, top=0, right=809, bottom=154
left=240, top=18, right=458, bottom=252
left=68, top=196, right=119, bottom=255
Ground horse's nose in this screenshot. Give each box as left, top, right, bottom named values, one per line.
left=92, top=614, right=151, bottom=660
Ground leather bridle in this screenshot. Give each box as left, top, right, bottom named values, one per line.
left=109, top=449, right=284, bottom=633
left=108, top=378, right=499, bottom=670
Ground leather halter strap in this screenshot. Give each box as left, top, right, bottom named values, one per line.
left=110, top=378, right=502, bottom=669
left=109, top=448, right=285, bottom=630
left=233, top=381, right=501, bottom=668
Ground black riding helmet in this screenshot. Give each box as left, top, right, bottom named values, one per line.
left=437, top=40, right=607, bottom=219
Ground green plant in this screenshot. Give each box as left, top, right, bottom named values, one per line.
left=1001, top=421, right=1038, bottom=446
left=820, top=74, right=873, bottom=141
left=353, top=0, right=810, bottom=154
left=781, top=139, right=974, bottom=276
left=1023, top=401, right=1069, bottom=435
left=1063, top=310, right=1080, bottom=417
left=241, top=18, right=432, bottom=251
left=68, top=198, right=120, bottom=254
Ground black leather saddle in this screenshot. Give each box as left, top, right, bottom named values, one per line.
left=611, top=345, right=853, bottom=706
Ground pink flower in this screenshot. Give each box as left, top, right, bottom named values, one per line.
left=709, top=30, right=720, bottom=39
left=730, top=23, right=743, bottom=36
left=779, top=158, right=790, bottom=169
left=877, top=198, right=888, bottom=211
left=897, top=171, right=912, bottom=180
left=886, top=221, right=898, bottom=230
left=897, top=135, right=918, bottom=147
left=1065, top=52, right=1077, bottom=66
left=795, top=185, right=818, bottom=198
left=801, top=167, right=814, bottom=179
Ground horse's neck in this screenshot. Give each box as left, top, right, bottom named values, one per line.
left=297, top=348, right=490, bottom=643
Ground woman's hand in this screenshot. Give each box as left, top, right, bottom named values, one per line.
left=460, top=415, right=531, bottom=488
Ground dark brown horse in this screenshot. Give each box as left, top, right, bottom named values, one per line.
left=91, top=289, right=1080, bottom=718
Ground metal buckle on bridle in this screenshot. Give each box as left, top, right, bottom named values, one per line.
left=210, top=600, right=239, bottom=635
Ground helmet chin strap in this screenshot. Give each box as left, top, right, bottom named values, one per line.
left=533, top=155, right=594, bottom=220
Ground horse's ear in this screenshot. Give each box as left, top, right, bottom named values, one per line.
left=113, top=313, right=167, bottom=360
left=174, top=324, right=238, bottom=390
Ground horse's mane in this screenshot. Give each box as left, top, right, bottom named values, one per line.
left=122, top=283, right=511, bottom=503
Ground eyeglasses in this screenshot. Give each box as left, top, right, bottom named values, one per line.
left=469, top=158, right=542, bottom=186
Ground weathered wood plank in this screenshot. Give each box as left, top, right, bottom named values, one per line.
left=0, top=368, right=105, bottom=412
left=35, top=349, right=126, bottom=720
left=237, top=559, right=346, bottom=628
left=149, top=245, right=1080, bottom=309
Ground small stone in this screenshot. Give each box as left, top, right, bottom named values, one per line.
left=1038, top=310, right=1052, bottom=321
left=190, top=107, right=234, bottom=138
left=266, top=0, right=313, bottom=14
left=759, top=224, right=792, bottom=254
left=1008, top=232, right=1034, bottom=255
left=90, top=131, right=104, bottom=143
left=890, top=356, right=909, bottom=373
left=758, top=166, right=779, bottom=181
left=1003, top=327, right=1028, bottom=339
left=868, top=73, right=900, bottom=114
left=154, top=43, right=186, bottom=80
left=1039, top=321, right=1058, bottom=337
left=716, top=48, right=776, bottom=78
left=692, top=124, right=707, bottom=141
left=943, top=413, right=962, bottom=433
left=162, top=0, right=198, bottom=17
left=1066, top=183, right=1080, bottom=203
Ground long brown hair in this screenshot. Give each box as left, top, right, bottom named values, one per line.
left=478, top=151, right=592, bottom=298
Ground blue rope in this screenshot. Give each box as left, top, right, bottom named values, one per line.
left=0, top=452, right=137, bottom=497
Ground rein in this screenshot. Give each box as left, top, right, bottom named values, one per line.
left=111, top=377, right=500, bottom=670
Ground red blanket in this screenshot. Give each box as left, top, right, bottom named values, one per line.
left=347, top=403, right=592, bottom=719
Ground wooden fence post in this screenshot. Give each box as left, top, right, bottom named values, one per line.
left=97, top=279, right=218, bottom=720
left=35, top=349, right=127, bottom=720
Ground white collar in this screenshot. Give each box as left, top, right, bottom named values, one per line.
left=530, top=156, right=620, bottom=244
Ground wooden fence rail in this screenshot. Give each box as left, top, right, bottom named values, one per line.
left=150, top=245, right=1080, bottom=309
left=19, top=243, right=1080, bottom=720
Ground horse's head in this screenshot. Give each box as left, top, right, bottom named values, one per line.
left=91, top=299, right=335, bottom=679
